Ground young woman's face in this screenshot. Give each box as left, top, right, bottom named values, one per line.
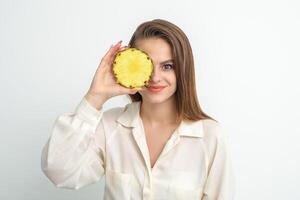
left=135, top=38, right=177, bottom=104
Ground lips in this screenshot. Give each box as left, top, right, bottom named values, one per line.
left=148, top=85, right=165, bottom=89
left=147, top=85, right=166, bottom=92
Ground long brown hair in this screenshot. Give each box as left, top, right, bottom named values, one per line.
left=127, top=19, right=217, bottom=123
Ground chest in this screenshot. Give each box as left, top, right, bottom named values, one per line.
left=143, top=123, right=178, bottom=168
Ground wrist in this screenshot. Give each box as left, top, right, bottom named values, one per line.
left=84, top=92, right=108, bottom=110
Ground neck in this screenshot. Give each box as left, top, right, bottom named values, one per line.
left=139, top=97, right=178, bottom=126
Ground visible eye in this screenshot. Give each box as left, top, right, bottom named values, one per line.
left=162, top=64, right=174, bottom=70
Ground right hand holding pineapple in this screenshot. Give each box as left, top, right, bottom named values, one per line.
left=84, top=41, right=149, bottom=110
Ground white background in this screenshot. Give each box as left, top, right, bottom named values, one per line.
left=1, top=0, right=299, bottom=199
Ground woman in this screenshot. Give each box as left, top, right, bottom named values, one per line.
left=41, top=19, right=235, bottom=199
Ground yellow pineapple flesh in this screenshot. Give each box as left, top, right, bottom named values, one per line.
left=112, top=48, right=153, bottom=88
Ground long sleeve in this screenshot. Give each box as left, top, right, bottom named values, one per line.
left=202, top=126, right=235, bottom=200
left=41, top=97, right=106, bottom=190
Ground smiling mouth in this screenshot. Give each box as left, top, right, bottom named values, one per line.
left=147, top=86, right=166, bottom=92
left=146, top=84, right=166, bottom=88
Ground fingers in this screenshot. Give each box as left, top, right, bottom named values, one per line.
left=101, top=40, right=122, bottom=65
left=118, top=45, right=130, bottom=52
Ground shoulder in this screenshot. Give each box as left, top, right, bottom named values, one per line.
left=200, top=118, right=230, bottom=151
left=201, top=119, right=227, bottom=139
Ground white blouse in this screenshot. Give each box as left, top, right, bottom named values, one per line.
left=41, top=97, right=235, bottom=200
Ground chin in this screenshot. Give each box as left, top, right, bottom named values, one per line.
left=140, top=93, right=175, bottom=105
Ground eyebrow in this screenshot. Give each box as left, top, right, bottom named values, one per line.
left=160, top=59, right=174, bottom=64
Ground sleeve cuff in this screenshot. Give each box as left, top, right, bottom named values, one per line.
left=74, top=97, right=104, bottom=127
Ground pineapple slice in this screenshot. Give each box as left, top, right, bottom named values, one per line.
left=112, top=48, right=153, bottom=88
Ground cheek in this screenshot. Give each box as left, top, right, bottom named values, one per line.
left=167, top=73, right=177, bottom=87
left=166, top=76, right=177, bottom=95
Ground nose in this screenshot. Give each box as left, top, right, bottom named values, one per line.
left=149, top=66, right=161, bottom=83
